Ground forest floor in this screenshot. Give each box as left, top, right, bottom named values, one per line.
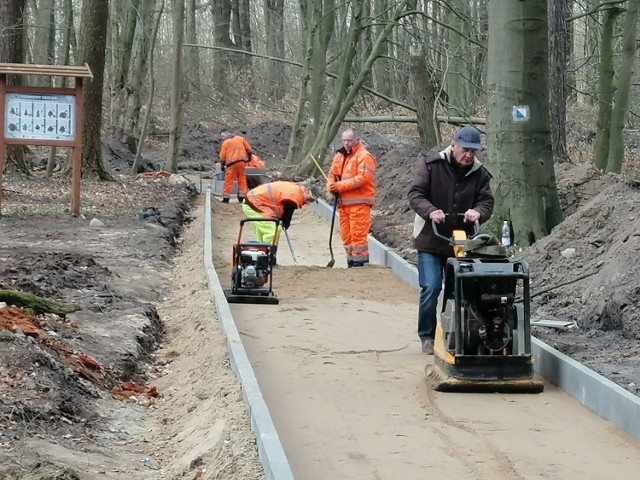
left=1, top=120, right=640, bottom=478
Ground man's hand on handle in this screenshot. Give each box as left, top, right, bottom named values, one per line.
left=463, top=209, right=480, bottom=223
left=428, top=209, right=445, bottom=223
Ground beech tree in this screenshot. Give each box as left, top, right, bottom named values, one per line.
left=486, top=0, right=562, bottom=246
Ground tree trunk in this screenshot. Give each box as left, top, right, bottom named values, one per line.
left=373, top=0, right=391, bottom=97
left=0, top=0, right=29, bottom=176
left=32, top=0, right=55, bottom=86
left=212, top=0, right=233, bottom=91
left=264, top=0, right=285, bottom=100
left=132, top=0, right=164, bottom=174
left=486, top=0, right=562, bottom=246
left=593, top=7, right=622, bottom=171
left=298, top=0, right=410, bottom=173
left=110, top=0, right=141, bottom=133
left=167, top=0, right=185, bottom=174
left=46, top=0, right=74, bottom=177
left=78, top=0, right=111, bottom=180
left=548, top=0, right=570, bottom=163
left=411, top=51, right=438, bottom=148
left=285, top=0, right=335, bottom=166
left=445, top=0, right=471, bottom=117
left=46, top=0, right=74, bottom=176
left=301, top=0, right=336, bottom=156
left=116, top=0, right=157, bottom=153
left=359, top=0, right=373, bottom=88
left=606, top=0, right=640, bottom=174
left=184, top=0, right=200, bottom=100
left=297, top=0, right=365, bottom=171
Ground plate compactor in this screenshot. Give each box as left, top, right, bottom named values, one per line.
left=425, top=216, right=544, bottom=393
left=224, top=218, right=280, bottom=305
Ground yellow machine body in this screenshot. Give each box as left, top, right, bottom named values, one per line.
left=426, top=229, right=544, bottom=394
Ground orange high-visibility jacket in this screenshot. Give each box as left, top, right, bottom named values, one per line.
left=245, top=181, right=305, bottom=218
left=219, top=135, right=251, bottom=167
left=248, top=154, right=265, bottom=168
left=327, top=143, right=376, bottom=207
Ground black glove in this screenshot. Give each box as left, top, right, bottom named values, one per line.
left=246, top=150, right=252, bottom=163
left=221, top=163, right=226, bottom=171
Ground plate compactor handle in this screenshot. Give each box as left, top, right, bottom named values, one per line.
left=431, top=213, right=480, bottom=245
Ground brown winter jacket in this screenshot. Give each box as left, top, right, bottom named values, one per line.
left=408, top=146, right=494, bottom=256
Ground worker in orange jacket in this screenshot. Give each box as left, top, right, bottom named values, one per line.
left=219, top=130, right=252, bottom=203
left=243, top=181, right=316, bottom=245
left=247, top=153, right=265, bottom=169
left=326, top=128, right=376, bottom=267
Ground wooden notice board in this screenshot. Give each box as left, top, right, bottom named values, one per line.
left=0, top=63, right=93, bottom=215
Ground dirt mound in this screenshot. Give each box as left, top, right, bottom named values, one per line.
left=525, top=166, right=640, bottom=334
left=0, top=174, right=198, bottom=474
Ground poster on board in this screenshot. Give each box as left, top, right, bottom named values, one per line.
left=4, top=92, right=75, bottom=141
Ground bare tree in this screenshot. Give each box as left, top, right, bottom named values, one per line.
left=548, top=0, right=570, bottom=163
left=264, top=0, right=285, bottom=100
left=166, top=0, right=185, bottom=173
left=593, top=6, right=623, bottom=171
left=486, top=0, right=562, bottom=246
left=77, top=0, right=111, bottom=180
left=133, top=0, right=165, bottom=174
left=605, top=0, right=640, bottom=173
left=0, top=0, right=29, bottom=175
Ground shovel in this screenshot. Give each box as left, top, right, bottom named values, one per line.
left=327, top=195, right=338, bottom=268
left=283, top=229, right=298, bottom=264
left=310, top=154, right=340, bottom=268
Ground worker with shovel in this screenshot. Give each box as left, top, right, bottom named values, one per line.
left=243, top=181, right=317, bottom=262
left=326, top=129, right=376, bottom=268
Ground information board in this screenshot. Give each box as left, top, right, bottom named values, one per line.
left=4, top=92, right=75, bottom=141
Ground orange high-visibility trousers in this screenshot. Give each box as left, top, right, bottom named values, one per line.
left=338, top=204, right=371, bottom=263
left=223, top=162, right=247, bottom=199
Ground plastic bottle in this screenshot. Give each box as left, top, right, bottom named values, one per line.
left=501, top=221, right=511, bottom=247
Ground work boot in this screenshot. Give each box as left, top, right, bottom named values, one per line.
left=351, top=261, right=364, bottom=267
left=222, top=198, right=230, bottom=204
left=238, top=196, right=245, bottom=204
left=421, top=339, right=434, bottom=355
left=347, top=260, right=354, bottom=268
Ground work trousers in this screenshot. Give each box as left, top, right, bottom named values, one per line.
left=417, top=251, right=447, bottom=341
left=223, top=162, right=247, bottom=199
left=338, top=204, right=371, bottom=263
left=241, top=203, right=281, bottom=245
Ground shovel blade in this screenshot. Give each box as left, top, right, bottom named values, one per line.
left=326, top=258, right=335, bottom=268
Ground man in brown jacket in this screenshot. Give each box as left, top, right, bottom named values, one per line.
left=408, top=126, right=494, bottom=354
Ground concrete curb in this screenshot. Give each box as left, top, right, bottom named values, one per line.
left=203, top=190, right=294, bottom=480
left=312, top=199, right=640, bottom=442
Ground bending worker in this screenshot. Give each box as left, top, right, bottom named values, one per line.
left=248, top=153, right=265, bottom=168
left=326, top=128, right=376, bottom=267
left=408, top=126, right=494, bottom=355
left=219, top=130, right=252, bottom=203
left=243, top=181, right=316, bottom=248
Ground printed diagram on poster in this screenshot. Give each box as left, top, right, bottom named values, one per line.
left=4, top=92, right=75, bottom=141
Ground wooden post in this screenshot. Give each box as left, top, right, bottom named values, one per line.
left=72, top=78, right=83, bottom=216
left=0, top=74, right=6, bottom=214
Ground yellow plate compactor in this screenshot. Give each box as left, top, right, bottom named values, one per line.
left=426, top=217, right=544, bottom=393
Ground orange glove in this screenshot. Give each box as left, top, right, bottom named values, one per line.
left=328, top=182, right=340, bottom=194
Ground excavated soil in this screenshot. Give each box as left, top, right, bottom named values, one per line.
left=1, top=121, right=640, bottom=477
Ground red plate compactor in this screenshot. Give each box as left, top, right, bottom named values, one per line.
left=224, top=217, right=280, bottom=305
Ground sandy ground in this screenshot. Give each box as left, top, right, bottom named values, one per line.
left=208, top=198, right=640, bottom=480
